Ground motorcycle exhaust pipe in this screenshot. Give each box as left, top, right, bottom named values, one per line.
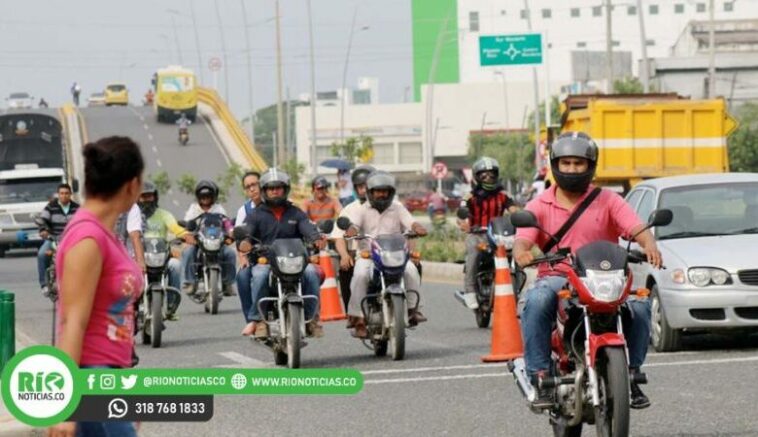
left=453, top=290, right=479, bottom=310
left=508, top=358, right=535, bottom=402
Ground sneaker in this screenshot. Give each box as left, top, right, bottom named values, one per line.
left=306, top=320, right=324, bottom=338
left=181, top=283, right=196, bottom=295
left=222, top=282, right=236, bottom=297
left=254, top=322, right=269, bottom=339
left=41, top=286, right=50, bottom=298
left=165, top=312, right=180, bottom=322
left=630, top=381, right=651, bottom=409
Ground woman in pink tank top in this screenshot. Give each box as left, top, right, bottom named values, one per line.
left=50, top=136, right=144, bottom=437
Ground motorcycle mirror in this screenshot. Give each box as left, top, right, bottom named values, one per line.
left=456, top=207, right=470, bottom=220
left=317, top=219, right=334, bottom=234
left=336, top=217, right=352, bottom=231
left=648, top=209, right=673, bottom=227
left=232, top=226, right=249, bottom=241
left=509, top=210, right=538, bottom=228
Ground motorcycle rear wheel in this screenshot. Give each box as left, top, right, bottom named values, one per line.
left=595, top=347, right=630, bottom=437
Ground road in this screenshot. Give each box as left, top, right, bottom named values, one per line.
left=4, top=251, right=758, bottom=436
left=79, top=105, right=244, bottom=218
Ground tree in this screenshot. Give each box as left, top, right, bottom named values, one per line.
left=246, top=100, right=306, bottom=165
left=148, top=171, right=171, bottom=195
left=527, top=96, right=562, bottom=129
left=613, top=76, right=644, bottom=94
left=468, top=132, right=534, bottom=189
left=330, top=135, right=374, bottom=163
left=282, top=158, right=306, bottom=185
left=728, top=102, right=758, bottom=172
left=176, top=173, right=197, bottom=197
left=214, top=163, right=245, bottom=204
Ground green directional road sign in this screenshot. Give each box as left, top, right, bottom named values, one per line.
left=479, top=33, right=543, bottom=66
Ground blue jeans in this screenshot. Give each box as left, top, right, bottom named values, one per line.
left=249, top=263, right=320, bottom=322
left=180, top=245, right=236, bottom=286
left=77, top=365, right=137, bottom=437
left=236, top=265, right=253, bottom=323
left=37, top=240, right=53, bottom=287
left=521, top=276, right=651, bottom=376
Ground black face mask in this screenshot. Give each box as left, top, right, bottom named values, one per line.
left=139, top=201, right=157, bottom=218
left=552, top=164, right=595, bottom=194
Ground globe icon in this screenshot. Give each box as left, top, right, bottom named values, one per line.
left=231, top=373, right=247, bottom=390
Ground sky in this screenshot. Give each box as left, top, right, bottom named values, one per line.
left=0, top=0, right=414, bottom=118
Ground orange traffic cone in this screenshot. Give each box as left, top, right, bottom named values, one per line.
left=318, top=250, right=347, bottom=321
left=482, top=244, right=524, bottom=362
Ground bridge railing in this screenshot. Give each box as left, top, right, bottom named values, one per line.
left=196, top=87, right=268, bottom=172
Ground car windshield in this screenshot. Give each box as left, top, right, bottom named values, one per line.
left=0, top=177, right=60, bottom=204
left=657, top=182, right=758, bottom=240
left=107, top=85, right=126, bottom=92
left=90, top=93, right=104, bottom=98
left=9, top=93, right=30, bottom=99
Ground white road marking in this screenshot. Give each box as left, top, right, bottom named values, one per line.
left=151, top=146, right=158, bottom=153
left=156, top=159, right=162, bottom=167
left=215, top=351, right=269, bottom=368
left=139, top=116, right=145, bottom=122
left=172, top=199, right=180, bottom=206
left=644, top=355, right=758, bottom=368
left=167, top=189, right=174, bottom=195
left=144, top=123, right=149, bottom=130
left=148, top=133, right=153, bottom=141
left=365, top=373, right=504, bottom=385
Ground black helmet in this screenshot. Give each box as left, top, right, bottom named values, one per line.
left=472, top=157, right=500, bottom=191
left=351, top=165, right=375, bottom=202
left=139, top=181, right=159, bottom=217
left=260, top=168, right=291, bottom=207
left=549, top=131, right=599, bottom=193
left=311, top=176, right=329, bottom=190
left=194, top=180, right=219, bottom=203
left=366, top=171, right=396, bottom=213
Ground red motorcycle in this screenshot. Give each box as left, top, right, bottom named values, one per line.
left=508, top=208, right=671, bottom=437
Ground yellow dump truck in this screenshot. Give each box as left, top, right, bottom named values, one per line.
left=554, top=94, right=738, bottom=192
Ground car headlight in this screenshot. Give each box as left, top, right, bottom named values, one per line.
left=276, top=256, right=304, bottom=274
left=582, top=269, right=626, bottom=302
left=687, top=267, right=732, bottom=287
left=200, top=235, right=222, bottom=251
left=145, top=252, right=167, bottom=268
left=380, top=250, right=406, bottom=268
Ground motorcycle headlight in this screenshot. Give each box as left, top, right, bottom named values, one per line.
left=200, top=235, right=222, bottom=251
left=380, top=250, right=406, bottom=268
left=276, top=256, right=304, bottom=274
left=582, top=269, right=626, bottom=302
left=494, top=235, right=515, bottom=250
left=688, top=267, right=731, bottom=287
left=145, top=252, right=167, bottom=268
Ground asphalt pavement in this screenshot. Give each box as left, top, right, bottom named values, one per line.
left=3, top=251, right=758, bottom=436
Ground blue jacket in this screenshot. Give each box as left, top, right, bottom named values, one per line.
left=241, top=202, right=319, bottom=245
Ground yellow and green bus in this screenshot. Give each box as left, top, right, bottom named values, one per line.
left=154, top=66, right=197, bottom=123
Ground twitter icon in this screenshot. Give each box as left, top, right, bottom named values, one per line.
left=120, top=374, right=138, bottom=390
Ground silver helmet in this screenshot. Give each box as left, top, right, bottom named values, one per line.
left=366, top=171, right=396, bottom=213
left=260, top=168, right=291, bottom=207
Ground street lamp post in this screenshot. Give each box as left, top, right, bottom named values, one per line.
left=306, top=0, right=319, bottom=176
left=159, top=34, right=174, bottom=63
left=189, top=1, right=205, bottom=83
left=274, top=0, right=286, bottom=164
left=213, top=0, right=231, bottom=104
left=240, top=0, right=256, bottom=146
left=339, top=11, right=369, bottom=147
left=493, top=70, right=509, bottom=128
left=166, top=10, right=184, bottom=65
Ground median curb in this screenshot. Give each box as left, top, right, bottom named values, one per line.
left=0, top=333, right=39, bottom=436
left=422, top=261, right=464, bottom=284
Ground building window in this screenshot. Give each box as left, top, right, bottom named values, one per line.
left=571, top=8, right=580, bottom=17
left=649, top=4, right=659, bottom=15
left=613, top=40, right=621, bottom=47
left=592, top=6, right=602, bottom=16
left=696, top=3, right=706, bottom=13
left=372, top=143, right=394, bottom=165
left=520, top=9, right=528, bottom=20
left=399, top=142, right=423, bottom=164
left=725, top=2, right=734, bottom=12
left=628, top=5, right=637, bottom=15
left=469, top=11, right=479, bottom=32
left=674, top=3, right=684, bottom=13
left=352, top=89, right=371, bottom=105
left=646, top=39, right=656, bottom=46
left=315, top=145, right=334, bottom=161
left=500, top=9, right=506, bottom=16
left=541, top=8, right=551, bottom=19
left=576, top=41, right=587, bottom=48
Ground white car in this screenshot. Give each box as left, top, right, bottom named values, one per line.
left=624, top=173, right=758, bottom=352
left=87, top=92, right=106, bottom=107
left=6, top=92, right=34, bottom=110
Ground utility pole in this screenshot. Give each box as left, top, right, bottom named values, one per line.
left=274, top=0, right=286, bottom=163
left=605, top=0, right=614, bottom=93
left=167, top=12, right=184, bottom=65
left=189, top=0, right=205, bottom=84
left=306, top=0, right=318, bottom=175
left=213, top=0, right=230, bottom=103
left=340, top=8, right=359, bottom=147
left=240, top=0, right=256, bottom=145
left=637, top=0, right=649, bottom=92
left=286, top=87, right=292, bottom=156
left=708, top=0, right=717, bottom=98
left=523, top=0, right=540, bottom=167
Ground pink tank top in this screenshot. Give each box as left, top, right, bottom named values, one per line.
left=55, top=209, right=143, bottom=368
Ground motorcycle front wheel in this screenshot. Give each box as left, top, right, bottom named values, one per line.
left=150, top=289, right=164, bottom=348
left=551, top=417, right=583, bottom=437
left=595, top=347, right=630, bottom=437
left=286, top=302, right=302, bottom=369
left=389, top=295, right=406, bottom=361
left=206, top=269, right=220, bottom=315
